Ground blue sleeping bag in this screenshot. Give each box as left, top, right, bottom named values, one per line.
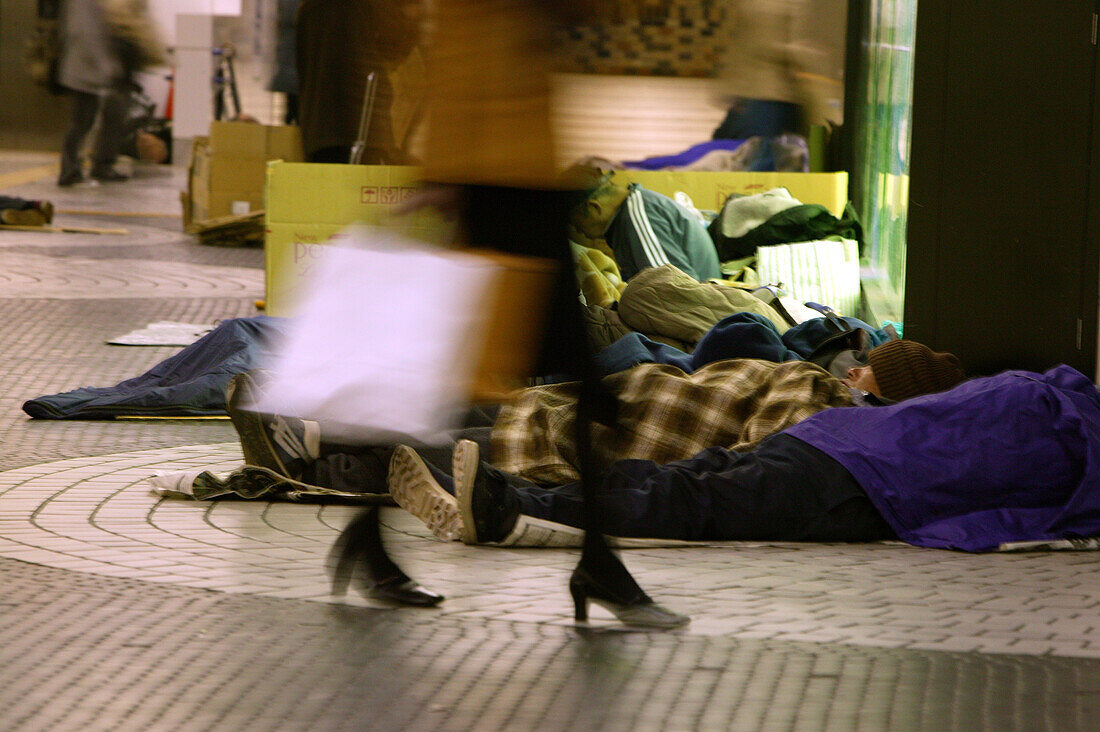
left=23, top=316, right=291, bottom=418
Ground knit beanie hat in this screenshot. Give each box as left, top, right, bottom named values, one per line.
left=866, top=340, right=965, bottom=402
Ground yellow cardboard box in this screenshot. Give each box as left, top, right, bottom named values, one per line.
left=264, top=162, right=451, bottom=316
left=263, top=163, right=848, bottom=316
left=612, top=170, right=849, bottom=216
left=209, top=120, right=303, bottom=161
left=263, top=223, right=351, bottom=315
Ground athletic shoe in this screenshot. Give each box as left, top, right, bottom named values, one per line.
left=453, top=439, right=519, bottom=545
left=388, top=445, right=461, bottom=541
left=225, top=371, right=320, bottom=479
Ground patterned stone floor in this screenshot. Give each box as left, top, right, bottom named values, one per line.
left=2, top=150, right=1100, bottom=730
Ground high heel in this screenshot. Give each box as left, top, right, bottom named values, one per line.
left=569, top=560, right=688, bottom=629
left=327, top=506, right=444, bottom=607
left=570, top=380, right=688, bottom=630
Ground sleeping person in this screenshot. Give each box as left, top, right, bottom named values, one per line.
left=388, top=364, right=1100, bottom=554
left=225, top=339, right=964, bottom=503
left=568, top=174, right=723, bottom=282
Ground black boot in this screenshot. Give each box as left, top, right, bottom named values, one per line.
left=569, top=384, right=688, bottom=629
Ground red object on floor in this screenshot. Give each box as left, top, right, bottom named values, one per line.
left=163, top=75, right=174, bottom=121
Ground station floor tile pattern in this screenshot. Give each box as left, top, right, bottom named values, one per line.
left=2, top=151, right=1100, bottom=730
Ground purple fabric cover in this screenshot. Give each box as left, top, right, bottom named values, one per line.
left=621, top=139, right=745, bottom=171
left=784, top=366, right=1100, bottom=551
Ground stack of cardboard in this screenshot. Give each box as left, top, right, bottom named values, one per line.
left=183, top=121, right=303, bottom=230
left=189, top=211, right=265, bottom=247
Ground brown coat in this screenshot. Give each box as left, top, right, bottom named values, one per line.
left=296, top=0, right=419, bottom=161
left=423, top=0, right=564, bottom=187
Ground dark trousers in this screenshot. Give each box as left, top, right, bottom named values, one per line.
left=302, top=410, right=497, bottom=494
left=307, top=146, right=350, bottom=163
left=61, top=89, right=125, bottom=180
left=513, top=434, right=897, bottom=542
left=284, top=93, right=299, bottom=126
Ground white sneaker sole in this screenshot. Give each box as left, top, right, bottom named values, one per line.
left=389, top=446, right=461, bottom=541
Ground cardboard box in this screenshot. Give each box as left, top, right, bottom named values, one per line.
left=186, top=122, right=304, bottom=225
left=612, top=170, right=849, bottom=216
left=264, top=223, right=358, bottom=315
left=264, top=162, right=451, bottom=316
left=208, top=120, right=303, bottom=161
left=263, top=163, right=848, bottom=316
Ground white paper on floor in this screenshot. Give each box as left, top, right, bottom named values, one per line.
left=108, top=321, right=214, bottom=346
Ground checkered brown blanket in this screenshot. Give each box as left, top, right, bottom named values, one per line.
left=491, top=359, right=853, bottom=484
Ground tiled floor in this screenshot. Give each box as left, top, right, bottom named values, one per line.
left=3, top=151, right=1100, bottom=730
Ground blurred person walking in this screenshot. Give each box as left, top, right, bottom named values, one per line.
left=325, top=0, right=688, bottom=626
left=712, top=0, right=828, bottom=140
left=56, top=0, right=164, bottom=186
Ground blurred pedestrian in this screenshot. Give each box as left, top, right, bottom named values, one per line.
left=56, top=0, right=164, bottom=185
left=268, top=0, right=302, bottom=125
left=407, top=0, right=686, bottom=626
left=712, top=0, right=824, bottom=139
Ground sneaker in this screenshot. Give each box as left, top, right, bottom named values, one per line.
left=388, top=445, right=461, bottom=541
left=453, top=439, right=519, bottom=545
left=225, top=371, right=320, bottom=479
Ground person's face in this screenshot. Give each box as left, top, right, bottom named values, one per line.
left=843, top=365, right=880, bottom=396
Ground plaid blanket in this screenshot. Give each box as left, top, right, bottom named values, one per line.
left=491, top=359, right=854, bottom=484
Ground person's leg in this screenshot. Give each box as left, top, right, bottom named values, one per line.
left=511, top=435, right=895, bottom=542
left=304, top=425, right=494, bottom=494
left=461, top=184, right=681, bottom=621
left=60, top=91, right=100, bottom=185
left=227, top=369, right=491, bottom=489
left=90, top=90, right=128, bottom=180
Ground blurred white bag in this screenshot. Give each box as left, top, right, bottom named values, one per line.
left=253, top=226, right=503, bottom=446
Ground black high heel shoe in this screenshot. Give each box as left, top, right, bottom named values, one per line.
left=328, top=506, right=443, bottom=607
left=569, top=540, right=688, bottom=629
